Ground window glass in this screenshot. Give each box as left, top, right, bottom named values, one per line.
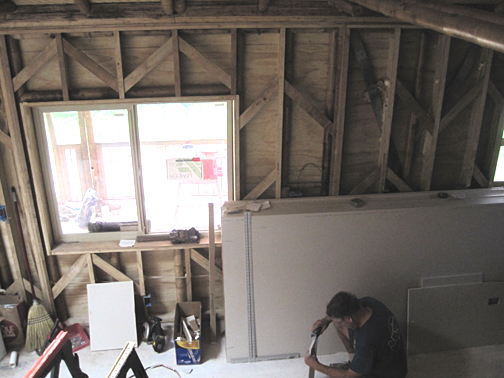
left=137, top=102, right=228, bottom=232
left=494, top=146, right=504, bottom=182
left=43, top=108, right=138, bottom=235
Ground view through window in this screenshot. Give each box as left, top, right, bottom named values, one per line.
left=494, top=128, right=504, bottom=182
left=41, top=101, right=230, bottom=238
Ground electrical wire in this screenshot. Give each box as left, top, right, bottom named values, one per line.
left=295, top=163, right=322, bottom=193
left=127, top=364, right=192, bottom=378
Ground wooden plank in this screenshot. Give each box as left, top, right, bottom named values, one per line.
left=208, top=203, right=217, bottom=343
left=419, top=34, right=450, bottom=191
left=378, top=28, right=401, bottom=192
left=230, top=28, right=238, bottom=95
left=387, top=167, right=413, bottom=192
left=136, top=250, right=145, bottom=296
left=275, top=28, right=286, bottom=198
left=114, top=31, right=125, bottom=99
left=472, top=164, right=489, bottom=188
left=349, top=167, right=380, bottom=195
left=486, top=80, right=504, bottom=185
left=284, top=79, right=334, bottom=130
left=52, top=254, right=87, bottom=299
left=330, top=26, right=350, bottom=196
left=91, top=254, right=141, bottom=293
left=179, top=36, right=232, bottom=89
left=439, top=80, right=484, bottom=133
left=62, top=38, right=119, bottom=92
left=87, top=254, right=95, bottom=284
left=23, top=278, right=44, bottom=300
left=161, top=0, right=174, bottom=15
left=190, top=249, right=223, bottom=280
left=20, top=105, right=54, bottom=255
left=395, top=78, right=434, bottom=135
left=239, top=78, right=279, bottom=129
left=184, top=249, right=192, bottom=301
left=0, top=128, right=11, bottom=149
left=243, top=168, right=277, bottom=200
left=174, top=248, right=186, bottom=303
left=172, top=29, right=182, bottom=97
left=458, top=49, right=493, bottom=188
left=55, top=34, right=70, bottom=101
left=0, top=35, right=55, bottom=313
left=233, top=95, right=241, bottom=199
left=12, top=39, right=57, bottom=92
left=124, top=36, right=173, bottom=92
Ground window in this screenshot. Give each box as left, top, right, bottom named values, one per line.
left=494, top=129, right=504, bottom=184
left=33, top=99, right=236, bottom=242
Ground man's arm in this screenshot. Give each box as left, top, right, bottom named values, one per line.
left=304, top=352, right=361, bottom=378
left=335, top=322, right=355, bottom=354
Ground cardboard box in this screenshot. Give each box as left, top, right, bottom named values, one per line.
left=174, top=302, right=201, bottom=365
left=0, top=294, right=26, bottom=347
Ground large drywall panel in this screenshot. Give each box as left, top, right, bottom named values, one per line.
left=87, top=281, right=137, bottom=351
left=407, top=282, right=504, bottom=354
left=222, top=189, right=504, bottom=361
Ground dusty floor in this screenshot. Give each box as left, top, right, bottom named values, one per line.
left=1, top=324, right=504, bottom=378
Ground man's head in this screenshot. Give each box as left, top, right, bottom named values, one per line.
left=326, top=291, right=360, bottom=320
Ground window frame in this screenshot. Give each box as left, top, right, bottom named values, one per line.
left=23, top=96, right=239, bottom=244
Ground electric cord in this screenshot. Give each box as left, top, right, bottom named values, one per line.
left=127, top=364, right=193, bottom=378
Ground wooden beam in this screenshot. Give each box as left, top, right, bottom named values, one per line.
left=55, top=34, right=70, bottom=101
left=91, top=254, right=141, bottom=292
left=395, top=78, right=434, bottom=135
left=62, top=38, right=119, bottom=92
left=0, top=35, right=55, bottom=313
left=243, top=168, right=277, bottom=200
left=327, top=0, right=363, bottom=16
left=179, top=36, right=232, bottom=89
left=0, top=128, right=11, bottom=149
left=419, top=34, right=450, bottom=191
left=52, top=255, right=87, bottom=299
left=439, top=80, right=484, bottom=133
left=275, top=28, right=286, bottom=198
left=239, top=78, right=279, bottom=129
left=74, top=0, right=91, bottom=16
left=190, top=249, right=223, bottom=280
left=487, top=80, right=504, bottom=185
left=124, top=36, right=173, bottom=92
left=160, top=0, right=174, bottom=15
left=174, top=249, right=186, bottom=303
left=258, top=0, right=273, bottom=12
left=472, top=164, right=489, bottom=188
left=208, top=203, right=217, bottom=343
left=184, top=249, right=192, bottom=301
left=12, top=39, right=57, bottom=92
left=87, top=254, right=95, bottom=284
left=230, top=29, right=238, bottom=96
left=377, top=28, right=400, bottom=192
left=0, top=1, right=16, bottom=14
left=284, top=80, right=334, bottom=130
left=458, top=48, right=493, bottom=188
left=172, top=30, right=182, bottom=97
left=330, top=26, right=350, bottom=196
left=386, top=167, right=413, bottom=192
left=174, top=0, right=186, bottom=14
left=114, top=31, right=125, bottom=99
left=349, top=167, right=380, bottom=195
left=135, top=251, right=145, bottom=296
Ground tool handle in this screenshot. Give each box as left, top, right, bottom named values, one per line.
left=311, top=326, right=322, bottom=338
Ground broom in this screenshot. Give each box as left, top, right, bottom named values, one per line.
left=11, top=187, right=54, bottom=352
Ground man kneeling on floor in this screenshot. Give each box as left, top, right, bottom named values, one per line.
left=304, top=291, right=408, bottom=378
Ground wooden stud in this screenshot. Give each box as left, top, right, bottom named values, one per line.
left=114, top=31, right=125, bottom=99
left=87, top=254, right=95, bottom=284
left=184, top=249, right=192, bottom=301
left=56, top=34, right=70, bottom=101
left=378, top=28, right=401, bottom=192
left=0, top=35, right=55, bottom=313
left=330, top=26, right=350, bottom=196
left=275, top=28, right=286, bottom=198
left=52, top=254, right=87, bottom=299
left=136, top=250, right=145, bottom=296
left=239, top=78, right=279, bottom=129
left=74, top=0, right=91, bottom=16
left=230, top=29, right=238, bottom=96
left=208, top=203, right=217, bottom=343
left=172, top=30, right=182, bottom=97
left=174, top=248, right=186, bottom=303
left=243, top=168, right=276, bottom=200
left=161, top=0, right=174, bottom=15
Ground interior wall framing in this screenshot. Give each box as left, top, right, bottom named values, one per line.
left=0, top=16, right=503, bottom=325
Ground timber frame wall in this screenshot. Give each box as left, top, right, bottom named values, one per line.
left=1, top=4, right=504, bottom=327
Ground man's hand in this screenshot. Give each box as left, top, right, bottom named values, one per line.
left=311, top=316, right=332, bottom=334
left=304, top=350, right=319, bottom=368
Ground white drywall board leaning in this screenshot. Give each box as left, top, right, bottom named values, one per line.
left=221, top=188, right=504, bottom=362
left=87, top=281, right=137, bottom=351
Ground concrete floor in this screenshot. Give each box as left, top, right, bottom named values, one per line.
left=1, top=326, right=504, bottom=378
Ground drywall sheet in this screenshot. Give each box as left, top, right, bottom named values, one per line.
left=87, top=281, right=137, bottom=351
left=407, top=282, right=504, bottom=354
left=222, top=191, right=504, bottom=362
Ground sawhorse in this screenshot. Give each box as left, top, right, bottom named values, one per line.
left=106, top=341, right=148, bottom=378
left=23, top=331, right=88, bottom=378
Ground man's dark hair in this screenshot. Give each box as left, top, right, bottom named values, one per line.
left=326, top=291, right=361, bottom=319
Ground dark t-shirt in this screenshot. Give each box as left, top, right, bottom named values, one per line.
left=349, top=297, right=408, bottom=378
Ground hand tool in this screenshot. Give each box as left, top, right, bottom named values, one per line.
left=308, top=326, right=322, bottom=378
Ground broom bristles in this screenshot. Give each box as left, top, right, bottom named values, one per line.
left=26, top=299, right=54, bottom=352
